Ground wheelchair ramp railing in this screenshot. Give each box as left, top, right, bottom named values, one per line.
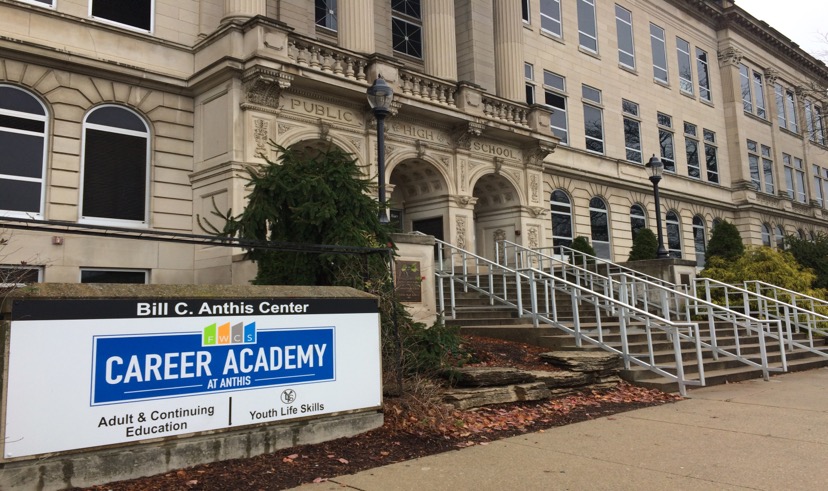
left=435, top=239, right=706, bottom=395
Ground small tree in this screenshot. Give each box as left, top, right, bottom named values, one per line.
left=627, top=228, right=658, bottom=261
left=569, top=236, right=596, bottom=265
left=700, top=246, right=816, bottom=293
left=784, top=233, right=828, bottom=289
left=705, top=220, right=744, bottom=263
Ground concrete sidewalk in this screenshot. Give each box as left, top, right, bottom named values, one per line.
left=294, top=368, right=828, bottom=490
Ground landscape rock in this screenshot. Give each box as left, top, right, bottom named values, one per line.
left=442, top=382, right=551, bottom=410
left=444, top=367, right=535, bottom=387
left=526, top=370, right=591, bottom=388
left=539, top=351, right=622, bottom=374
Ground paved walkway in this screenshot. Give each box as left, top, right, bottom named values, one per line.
left=294, top=368, right=828, bottom=490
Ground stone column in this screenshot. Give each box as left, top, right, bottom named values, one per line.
left=493, top=0, right=524, bottom=101
left=422, top=0, right=458, bottom=81
left=339, top=0, right=375, bottom=53
left=222, top=0, right=265, bottom=23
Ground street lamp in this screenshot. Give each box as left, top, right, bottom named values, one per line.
left=367, top=74, right=394, bottom=223
left=646, top=155, right=669, bottom=259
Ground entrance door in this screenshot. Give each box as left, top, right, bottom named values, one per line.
left=412, top=217, right=444, bottom=241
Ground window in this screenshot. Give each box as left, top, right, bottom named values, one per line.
left=80, top=105, right=150, bottom=225
left=0, top=265, right=42, bottom=291
left=583, top=85, right=603, bottom=153
left=623, top=100, right=642, bottom=163
left=813, top=165, right=828, bottom=208
left=658, top=112, right=675, bottom=172
left=540, top=0, right=562, bottom=37
left=696, top=48, right=711, bottom=101
left=650, top=24, right=668, bottom=84
left=786, top=89, right=799, bottom=133
left=80, top=269, right=148, bottom=284
left=525, top=63, right=535, bottom=105
left=666, top=211, right=682, bottom=258
left=739, top=64, right=752, bottom=113
left=91, top=0, right=153, bottom=31
left=815, top=105, right=826, bottom=145
left=798, top=229, right=807, bottom=240
left=392, top=0, right=422, bottom=58
left=577, top=0, right=598, bottom=53
left=703, top=129, right=719, bottom=184
left=685, top=122, right=700, bottom=179
left=775, top=83, right=787, bottom=128
left=805, top=100, right=826, bottom=145
left=630, top=204, right=647, bottom=238
left=747, top=140, right=773, bottom=194
left=0, top=85, right=48, bottom=218
left=589, top=197, right=610, bottom=259
left=19, top=0, right=54, bottom=6
left=761, top=223, right=771, bottom=247
left=615, top=5, right=635, bottom=69
left=551, top=190, right=573, bottom=251
left=775, top=225, right=785, bottom=249
left=522, top=0, right=530, bottom=23
left=676, top=37, right=693, bottom=94
left=752, top=71, right=766, bottom=118
left=784, top=154, right=807, bottom=203
left=544, top=71, right=568, bottom=144
left=315, top=0, right=337, bottom=31
left=692, top=216, right=706, bottom=267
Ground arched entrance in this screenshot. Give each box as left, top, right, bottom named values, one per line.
left=472, top=173, right=522, bottom=260
left=389, top=158, right=450, bottom=241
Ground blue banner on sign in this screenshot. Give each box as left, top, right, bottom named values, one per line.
left=91, top=327, right=335, bottom=405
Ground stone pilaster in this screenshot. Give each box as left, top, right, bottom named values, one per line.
left=339, top=0, right=375, bottom=53
left=493, top=0, right=524, bottom=101
left=422, top=0, right=458, bottom=81
left=222, top=0, right=265, bottom=23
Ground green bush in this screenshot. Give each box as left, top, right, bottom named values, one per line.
left=628, top=228, right=658, bottom=261
left=700, top=246, right=816, bottom=292
left=569, top=236, right=596, bottom=265
left=784, top=233, right=828, bottom=289
left=705, top=220, right=744, bottom=263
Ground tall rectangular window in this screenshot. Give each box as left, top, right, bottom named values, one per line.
left=525, top=63, right=535, bottom=105
left=676, top=37, right=693, bottom=94
left=704, top=129, right=719, bottom=184
left=761, top=145, right=774, bottom=195
left=315, top=0, right=337, bottom=31
left=540, top=0, right=562, bottom=37
left=748, top=141, right=774, bottom=194
left=786, top=90, right=798, bottom=133
left=623, top=100, right=642, bottom=163
left=815, top=105, right=826, bottom=145
left=577, top=0, right=598, bottom=52
left=658, top=112, right=675, bottom=173
left=685, top=122, right=700, bottom=179
left=544, top=71, right=568, bottom=144
left=752, top=71, right=766, bottom=118
left=650, top=24, right=668, bottom=84
left=784, top=154, right=795, bottom=200
left=583, top=85, right=603, bottom=153
left=805, top=99, right=815, bottom=140
left=739, top=64, right=752, bottom=112
left=784, top=154, right=807, bottom=203
left=392, top=0, right=422, bottom=58
left=814, top=165, right=828, bottom=208
left=615, top=5, right=635, bottom=69
left=748, top=140, right=761, bottom=190
left=91, top=0, right=153, bottom=31
left=522, top=0, right=530, bottom=23
left=775, top=83, right=787, bottom=128
left=696, top=48, right=711, bottom=101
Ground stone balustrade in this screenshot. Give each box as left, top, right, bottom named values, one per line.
left=481, top=95, right=530, bottom=128
left=398, top=69, right=458, bottom=108
left=287, top=36, right=368, bottom=82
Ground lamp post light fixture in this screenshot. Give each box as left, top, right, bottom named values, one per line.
left=646, top=154, right=670, bottom=259
left=367, top=74, right=394, bottom=224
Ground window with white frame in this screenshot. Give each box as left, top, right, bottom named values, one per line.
left=666, top=210, right=682, bottom=258
left=692, top=216, right=706, bottom=267
left=676, top=37, right=693, bottom=94
left=775, top=225, right=785, bottom=249
left=91, top=0, right=153, bottom=31
left=752, top=71, right=766, bottom=118
left=813, top=165, right=828, bottom=208
left=805, top=99, right=827, bottom=145
left=80, top=105, right=150, bottom=225
left=775, top=83, right=787, bottom=128
left=747, top=140, right=774, bottom=194
left=761, top=223, right=771, bottom=247
left=525, top=63, right=535, bottom=105
left=650, top=23, right=668, bottom=84
left=783, top=154, right=807, bottom=203
left=0, top=85, right=48, bottom=218
left=785, top=89, right=799, bottom=133
left=703, top=129, right=719, bottom=184
left=583, top=85, right=603, bottom=153
left=739, top=64, right=753, bottom=113
left=315, top=0, right=337, bottom=31
left=630, top=204, right=647, bottom=238
left=544, top=71, right=568, bottom=144
left=551, top=190, right=573, bottom=250
left=392, top=0, right=422, bottom=58
left=815, top=105, right=826, bottom=145
left=540, top=0, right=562, bottom=37
left=20, top=0, right=54, bottom=7
left=623, top=100, right=642, bottom=163
left=615, top=5, right=635, bottom=69
left=685, top=122, right=700, bottom=179
left=577, top=0, right=598, bottom=53
left=80, top=268, right=148, bottom=284
left=0, top=264, right=42, bottom=290
left=696, top=48, right=711, bottom=101
left=658, top=112, right=675, bottom=172
left=589, top=196, right=611, bottom=259
left=522, top=0, right=530, bottom=23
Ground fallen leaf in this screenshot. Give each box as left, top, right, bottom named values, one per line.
left=338, top=458, right=349, bottom=464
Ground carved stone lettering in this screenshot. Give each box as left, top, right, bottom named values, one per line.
left=288, top=98, right=355, bottom=122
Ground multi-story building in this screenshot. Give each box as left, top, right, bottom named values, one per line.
left=1, top=0, right=827, bottom=285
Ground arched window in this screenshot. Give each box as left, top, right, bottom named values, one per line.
left=798, top=229, right=807, bottom=240
left=775, top=225, right=785, bottom=249
left=692, top=215, right=706, bottom=267
left=666, top=210, right=682, bottom=258
left=712, top=217, right=723, bottom=229
left=589, top=197, right=611, bottom=259
left=80, top=105, right=150, bottom=226
left=761, top=223, right=771, bottom=246
left=630, top=204, right=646, bottom=238
left=551, top=190, right=573, bottom=251
left=0, top=85, right=48, bottom=218
left=810, top=230, right=817, bottom=241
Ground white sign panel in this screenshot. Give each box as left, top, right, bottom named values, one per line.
left=3, top=298, right=381, bottom=458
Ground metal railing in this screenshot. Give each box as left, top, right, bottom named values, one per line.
left=436, top=238, right=706, bottom=395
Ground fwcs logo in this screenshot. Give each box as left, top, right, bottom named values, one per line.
left=202, top=322, right=257, bottom=347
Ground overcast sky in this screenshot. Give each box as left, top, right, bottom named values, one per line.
left=738, top=0, right=828, bottom=60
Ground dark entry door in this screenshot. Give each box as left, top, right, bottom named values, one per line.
left=412, top=217, right=444, bottom=241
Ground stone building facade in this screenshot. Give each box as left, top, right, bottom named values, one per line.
left=1, top=0, right=827, bottom=284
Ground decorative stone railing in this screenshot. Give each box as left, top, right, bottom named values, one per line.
left=398, top=69, right=457, bottom=108
left=481, top=94, right=530, bottom=128
left=287, top=36, right=368, bottom=82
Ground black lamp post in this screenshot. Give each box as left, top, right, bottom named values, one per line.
left=646, top=155, right=669, bottom=259
left=366, top=75, right=394, bottom=224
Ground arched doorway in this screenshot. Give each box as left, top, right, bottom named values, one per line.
left=389, top=158, right=450, bottom=241
left=472, top=173, right=521, bottom=260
